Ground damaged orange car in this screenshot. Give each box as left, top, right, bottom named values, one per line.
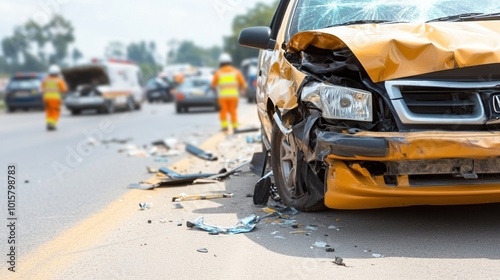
left=239, top=0, right=500, bottom=211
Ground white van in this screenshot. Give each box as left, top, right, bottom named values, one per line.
left=63, top=59, right=144, bottom=115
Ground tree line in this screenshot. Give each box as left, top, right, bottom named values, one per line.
left=0, top=1, right=277, bottom=77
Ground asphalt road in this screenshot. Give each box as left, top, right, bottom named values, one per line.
left=0, top=101, right=254, bottom=259
left=1, top=100, right=500, bottom=279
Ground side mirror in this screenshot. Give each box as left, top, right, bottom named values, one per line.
left=238, top=26, right=275, bottom=50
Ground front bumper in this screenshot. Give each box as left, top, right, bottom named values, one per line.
left=65, top=96, right=106, bottom=110
left=319, top=131, right=500, bottom=209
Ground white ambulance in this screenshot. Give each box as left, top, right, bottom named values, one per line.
left=63, top=59, right=145, bottom=115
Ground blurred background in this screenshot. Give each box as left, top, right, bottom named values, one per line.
left=0, top=0, right=278, bottom=105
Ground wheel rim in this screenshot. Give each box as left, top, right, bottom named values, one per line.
left=279, top=133, right=299, bottom=196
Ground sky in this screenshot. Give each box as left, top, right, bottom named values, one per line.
left=0, top=0, right=269, bottom=63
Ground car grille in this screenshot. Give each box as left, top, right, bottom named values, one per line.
left=385, top=80, right=500, bottom=126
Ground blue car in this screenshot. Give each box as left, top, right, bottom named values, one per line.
left=4, top=72, right=46, bottom=112
left=240, top=58, right=258, bottom=103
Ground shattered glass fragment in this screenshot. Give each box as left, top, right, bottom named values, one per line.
left=138, top=202, right=151, bottom=210
left=187, top=215, right=259, bottom=235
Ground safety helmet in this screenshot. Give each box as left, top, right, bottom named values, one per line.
left=219, top=53, right=232, bottom=64
left=48, top=65, right=61, bottom=75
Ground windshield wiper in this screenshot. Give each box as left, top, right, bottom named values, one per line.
left=426, top=12, right=500, bottom=23
left=326, top=20, right=402, bottom=28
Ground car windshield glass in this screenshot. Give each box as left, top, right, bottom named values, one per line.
left=8, top=78, right=41, bottom=90
left=290, top=0, right=500, bottom=34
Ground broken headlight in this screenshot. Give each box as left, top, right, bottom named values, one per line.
left=301, top=82, right=372, bottom=122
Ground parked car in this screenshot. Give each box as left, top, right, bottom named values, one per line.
left=241, top=58, right=258, bottom=103
left=63, top=59, right=144, bottom=115
left=175, top=77, right=218, bottom=113
left=4, top=72, right=45, bottom=112
left=239, top=0, right=500, bottom=211
left=146, top=77, right=173, bottom=103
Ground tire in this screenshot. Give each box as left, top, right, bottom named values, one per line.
left=71, top=109, right=81, bottom=116
left=271, top=121, right=326, bottom=211
left=134, top=100, right=142, bottom=110
left=126, top=97, right=135, bottom=111
left=176, top=105, right=182, bottom=114
left=6, top=107, right=15, bottom=113
left=103, top=100, right=114, bottom=114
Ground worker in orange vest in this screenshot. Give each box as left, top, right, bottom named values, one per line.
left=211, top=53, right=247, bottom=132
left=42, top=65, right=68, bottom=131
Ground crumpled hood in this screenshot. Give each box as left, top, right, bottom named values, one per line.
left=288, top=21, right=500, bottom=82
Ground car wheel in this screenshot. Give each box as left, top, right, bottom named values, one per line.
left=271, top=121, right=326, bottom=211
left=134, top=100, right=142, bottom=110
left=71, top=109, right=81, bottom=116
left=176, top=105, right=182, bottom=114
left=126, top=96, right=135, bottom=111
left=103, top=100, right=114, bottom=114
left=6, top=107, right=15, bottom=113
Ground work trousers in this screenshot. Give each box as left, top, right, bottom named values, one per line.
left=218, top=97, right=239, bottom=128
left=44, top=98, right=62, bottom=126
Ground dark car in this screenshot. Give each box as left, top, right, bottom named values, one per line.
left=4, top=72, right=45, bottom=112
left=239, top=0, right=500, bottom=211
left=241, top=58, right=258, bottom=103
left=175, top=77, right=218, bottom=113
left=146, top=78, right=173, bottom=103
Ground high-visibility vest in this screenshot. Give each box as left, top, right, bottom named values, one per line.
left=217, top=72, right=239, bottom=98
left=43, top=78, right=63, bottom=100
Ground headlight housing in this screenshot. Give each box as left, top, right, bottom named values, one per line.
left=302, top=82, right=372, bottom=122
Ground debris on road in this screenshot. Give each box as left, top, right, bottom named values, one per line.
left=289, top=230, right=311, bottom=235
left=129, top=162, right=249, bottom=190
left=253, top=171, right=273, bottom=205
left=102, top=138, right=133, bottom=144
left=372, top=253, right=384, bottom=258
left=197, top=248, right=209, bottom=253
left=173, top=202, right=184, bottom=209
left=326, top=248, right=336, bottom=253
left=138, top=202, right=151, bottom=210
left=260, top=204, right=299, bottom=219
left=246, top=134, right=262, bottom=143
left=186, top=214, right=259, bottom=235
left=172, top=193, right=233, bottom=202
left=313, top=241, right=329, bottom=248
left=185, top=143, right=218, bottom=161
left=233, top=127, right=260, bottom=134
left=333, top=257, right=346, bottom=266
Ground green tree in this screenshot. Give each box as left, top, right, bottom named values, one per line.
left=0, top=14, right=77, bottom=75
left=46, top=15, right=75, bottom=64
left=72, top=48, right=83, bottom=65
left=167, top=40, right=221, bottom=67
left=224, top=1, right=278, bottom=66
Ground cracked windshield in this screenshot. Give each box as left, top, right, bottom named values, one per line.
left=293, top=0, right=500, bottom=32
left=1, top=0, right=500, bottom=279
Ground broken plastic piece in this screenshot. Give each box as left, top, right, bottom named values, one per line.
left=139, top=202, right=151, bottom=210
left=233, top=127, right=260, bottom=134
left=253, top=171, right=273, bottom=205
left=186, top=215, right=259, bottom=235
left=197, top=248, right=208, bottom=253
left=326, top=248, right=336, bottom=253
left=185, top=143, right=218, bottom=161
left=172, top=193, right=233, bottom=202
left=372, top=253, right=384, bottom=258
